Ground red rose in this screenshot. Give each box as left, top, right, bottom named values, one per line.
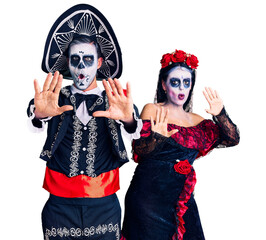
left=186, top=54, right=199, bottom=69
left=174, top=160, right=192, bottom=175
left=172, top=50, right=186, bottom=63
left=160, top=53, right=172, bottom=68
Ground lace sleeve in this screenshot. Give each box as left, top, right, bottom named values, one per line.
left=213, top=107, right=240, bottom=147
left=133, top=131, right=169, bottom=157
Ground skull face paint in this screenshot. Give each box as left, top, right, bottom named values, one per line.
left=68, top=43, right=99, bottom=90
left=163, top=66, right=192, bottom=106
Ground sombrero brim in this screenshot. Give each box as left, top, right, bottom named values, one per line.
left=41, top=4, right=122, bottom=80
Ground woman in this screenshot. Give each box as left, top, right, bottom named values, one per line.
left=121, top=50, right=240, bottom=240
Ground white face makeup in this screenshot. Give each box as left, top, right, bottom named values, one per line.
left=163, top=66, right=192, bottom=106
left=68, top=43, right=99, bottom=90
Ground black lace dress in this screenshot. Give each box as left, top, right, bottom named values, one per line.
left=121, top=107, right=239, bottom=240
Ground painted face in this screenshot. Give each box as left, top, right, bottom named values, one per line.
left=68, top=43, right=98, bottom=90
left=163, top=66, right=192, bottom=106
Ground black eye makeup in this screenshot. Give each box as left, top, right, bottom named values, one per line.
left=183, top=78, right=191, bottom=88
left=83, top=55, right=94, bottom=67
left=170, top=78, right=181, bottom=88
left=70, top=55, right=80, bottom=67
left=70, top=54, right=95, bottom=68
left=169, top=77, right=191, bottom=89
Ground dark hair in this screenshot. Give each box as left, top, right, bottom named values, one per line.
left=66, top=36, right=103, bottom=59
left=155, top=62, right=196, bottom=112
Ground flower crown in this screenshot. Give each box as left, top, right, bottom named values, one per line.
left=160, top=50, right=199, bottom=69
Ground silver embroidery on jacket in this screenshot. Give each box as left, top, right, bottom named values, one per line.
left=89, top=97, right=104, bottom=112
left=61, top=87, right=71, bottom=98
left=86, top=117, right=97, bottom=177
left=49, top=88, right=126, bottom=177
left=41, top=113, right=65, bottom=159
left=105, top=94, right=127, bottom=160
left=69, top=115, right=82, bottom=177
left=68, top=93, right=82, bottom=177
left=65, top=90, right=98, bottom=177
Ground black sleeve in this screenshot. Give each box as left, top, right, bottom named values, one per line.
left=133, top=131, right=169, bottom=157
left=121, top=104, right=140, bottom=134
left=213, top=107, right=240, bottom=147
left=27, top=98, right=48, bottom=129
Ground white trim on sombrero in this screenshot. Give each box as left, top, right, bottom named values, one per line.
left=45, top=9, right=120, bottom=79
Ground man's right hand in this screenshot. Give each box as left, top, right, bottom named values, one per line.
left=34, top=71, right=73, bottom=119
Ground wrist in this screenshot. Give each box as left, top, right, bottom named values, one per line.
left=34, top=109, right=48, bottom=119
left=121, top=113, right=134, bottom=125
left=213, top=106, right=225, bottom=117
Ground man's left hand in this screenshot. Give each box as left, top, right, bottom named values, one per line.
left=93, top=78, right=134, bottom=124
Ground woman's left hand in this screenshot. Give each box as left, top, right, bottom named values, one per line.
left=203, top=87, right=223, bottom=116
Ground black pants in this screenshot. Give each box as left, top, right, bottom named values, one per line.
left=42, top=194, right=121, bottom=240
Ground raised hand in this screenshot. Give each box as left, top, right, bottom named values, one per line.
left=34, top=71, right=73, bottom=119
left=203, top=87, right=223, bottom=116
left=93, top=78, right=134, bottom=123
left=150, top=107, right=179, bottom=137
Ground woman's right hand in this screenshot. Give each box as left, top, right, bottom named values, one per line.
left=34, top=71, right=73, bottom=119
left=150, top=107, right=179, bottom=137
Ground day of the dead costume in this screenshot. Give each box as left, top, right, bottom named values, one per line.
left=27, top=4, right=141, bottom=240
left=122, top=109, right=239, bottom=240
left=121, top=50, right=240, bottom=240
left=28, top=86, right=141, bottom=240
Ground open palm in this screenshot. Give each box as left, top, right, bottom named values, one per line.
left=150, top=107, right=179, bottom=137
left=34, top=71, right=73, bottom=119
left=203, top=87, right=223, bottom=116
left=93, top=78, right=134, bottom=123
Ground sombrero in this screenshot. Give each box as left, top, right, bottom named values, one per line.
left=41, top=4, right=122, bottom=80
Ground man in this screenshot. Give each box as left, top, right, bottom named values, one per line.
left=27, top=4, right=141, bottom=239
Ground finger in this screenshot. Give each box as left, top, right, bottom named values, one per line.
left=150, top=116, right=154, bottom=130
left=204, top=87, right=212, bottom=100
left=93, top=110, right=111, bottom=118
left=102, top=79, right=114, bottom=100
left=113, top=78, right=124, bottom=96
left=155, top=107, right=160, bottom=124
left=206, top=87, right=215, bottom=100
left=203, top=90, right=211, bottom=104
left=205, top=108, right=211, bottom=114
left=159, top=107, right=165, bottom=123
left=43, top=72, right=53, bottom=91
left=108, top=78, right=119, bottom=96
left=58, top=105, right=73, bottom=114
left=54, top=74, right=63, bottom=95
left=209, top=87, right=216, bottom=99
left=160, top=107, right=165, bottom=123
left=168, top=129, right=179, bottom=136
left=163, top=108, right=169, bottom=123
left=34, top=79, right=41, bottom=96
left=49, top=71, right=60, bottom=92
left=125, top=82, right=132, bottom=99
left=214, top=90, right=220, bottom=99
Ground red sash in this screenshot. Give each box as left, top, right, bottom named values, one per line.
left=43, top=167, right=120, bottom=198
